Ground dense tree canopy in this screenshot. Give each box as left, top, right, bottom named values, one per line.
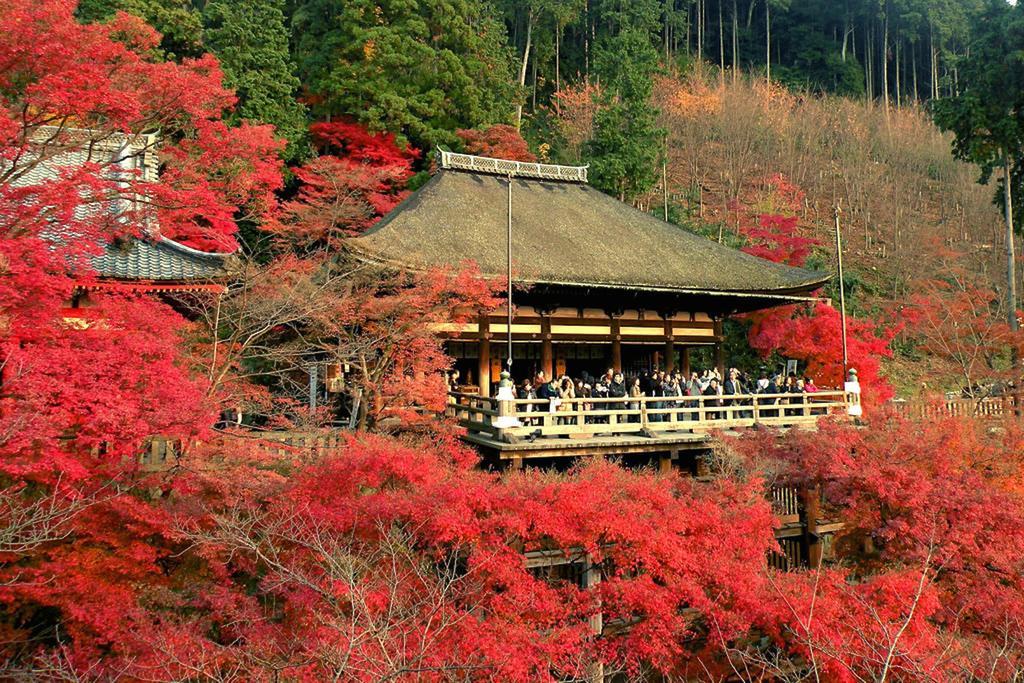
left=75, top=0, right=203, bottom=58
left=290, top=0, right=517, bottom=150
left=202, top=0, right=308, bottom=159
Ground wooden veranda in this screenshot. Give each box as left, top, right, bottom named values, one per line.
left=448, top=389, right=856, bottom=464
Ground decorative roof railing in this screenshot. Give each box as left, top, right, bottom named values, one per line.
left=438, top=149, right=588, bottom=183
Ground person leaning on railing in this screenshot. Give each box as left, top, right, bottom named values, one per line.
left=557, top=376, right=576, bottom=425
left=608, top=372, right=627, bottom=425
left=519, top=379, right=537, bottom=426
left=684, top=372, right=701, bottom=421
left=575, top=379, right=593, bottom=423
left=787, top=376, right=806, bottom=416
left=627, top=377, right=642, bottom=423
left=724, top=368, right=749, bottom=419
left=703, top=377, right=723, bottom=419
left=661, top=373, right=682, bottom=423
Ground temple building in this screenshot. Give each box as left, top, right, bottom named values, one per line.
left=353, top=152, right=847, bottom=569
left=14, top=128, right=233, bottom=310
left=353, top=151, right=829, bottom=395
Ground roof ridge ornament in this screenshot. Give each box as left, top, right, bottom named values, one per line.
left=437, top=148, right=588, bottom=183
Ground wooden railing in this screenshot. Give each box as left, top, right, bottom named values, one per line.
left=448, top=390, right=855, bottom=442
left=887, top=396, right=1021, bottom=420
left=139, top=430, right=348, bottom=469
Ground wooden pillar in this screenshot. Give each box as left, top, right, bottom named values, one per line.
left=681, top=346, right=691, bottom=377
left=478, top=317, right=491, bottom=397
left=540, top=316, right=553, bottom=380
left=804, top=485, right=822, bottom=568
left=713, top=319, right=725, bottom=377
left=659, top=448, right=679, bottom=473
left=611, top=318, right=622, bottom=373
left=509, top=454, right=523, bottom=470
left=583, top=552, right=603, bottom=682
left=665, top=339, right=675, bottom=372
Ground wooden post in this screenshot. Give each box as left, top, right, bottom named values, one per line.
left=541, top=316, right=553, bottom=379
left=611, top=337, right=622, bottom=374
left=665, top=338, right=675, bottom=373
left=496, top=396, right=513, bottom=443
left=713, top=319, right=725, bottom=377
left=681, top=346, right=691, bottom=377
left=583, top=552, right=603, bottom=683
left=804, top=485, right=822, bottom=568
left=478, top=317, right=491, bottom=397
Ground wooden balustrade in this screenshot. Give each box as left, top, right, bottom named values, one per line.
left=448, top=390, right=854, bottom=442
left=139, top=430, right=349, bottom=469
left=887, top=396, right=1022, bottom=420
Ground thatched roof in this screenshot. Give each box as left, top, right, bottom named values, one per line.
left=351, top=163, right=828, bottom=298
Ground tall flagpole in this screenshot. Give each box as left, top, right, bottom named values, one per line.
left=507, top=173, right=514, bottom=374
left=835, top=204, right=849, bottom=380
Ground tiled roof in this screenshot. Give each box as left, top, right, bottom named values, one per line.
left=92, top=236, right=230, bottom=281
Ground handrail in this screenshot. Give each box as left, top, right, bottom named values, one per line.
left=447, top=390, right=856, bottom=442
left=887, top=396, right=1021, bottom=420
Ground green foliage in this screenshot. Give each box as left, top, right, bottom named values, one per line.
left=587, top=92, right=662, bottom=201
left=291, top=0, right=516, bottom=150
left=932, top=0, right=1024, bottom=184
left=203, top=0, right=309, bottom=161
left=75, top=0, right=203, bottom=59
left=585, top=1, right=663, bottom=201
left=773, top=31, right=865, bottom=97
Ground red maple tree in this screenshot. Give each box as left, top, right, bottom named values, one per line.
left=0, top=0, right=268, bottom=670
left=730, top=175, right=895, bottom=406
left=456, top=124, right=536, bottom=161
left=727, top=416, right=1024, bottom=681
left=268, top=122, right=417, bottom=249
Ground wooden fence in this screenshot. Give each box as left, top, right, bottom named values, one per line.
left=139, top=430, right=349, bottom=468
left=887, top=396, right=1020, bottom=420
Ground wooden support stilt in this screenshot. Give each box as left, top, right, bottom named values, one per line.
left=804, top=485, right=822, bottom=567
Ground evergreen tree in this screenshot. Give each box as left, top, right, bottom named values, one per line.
left=933, top=0, right=1024, bottom=332
left=203, top=0, right=309, bottom=160
left=75, top=0, right=204, bottom=59
left=291, top=0, right=516, bottom=150
left=585, top=1, right=663, bottom=202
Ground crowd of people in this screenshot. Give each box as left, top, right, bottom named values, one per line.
left=505, top=366, right=823, bottom=422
